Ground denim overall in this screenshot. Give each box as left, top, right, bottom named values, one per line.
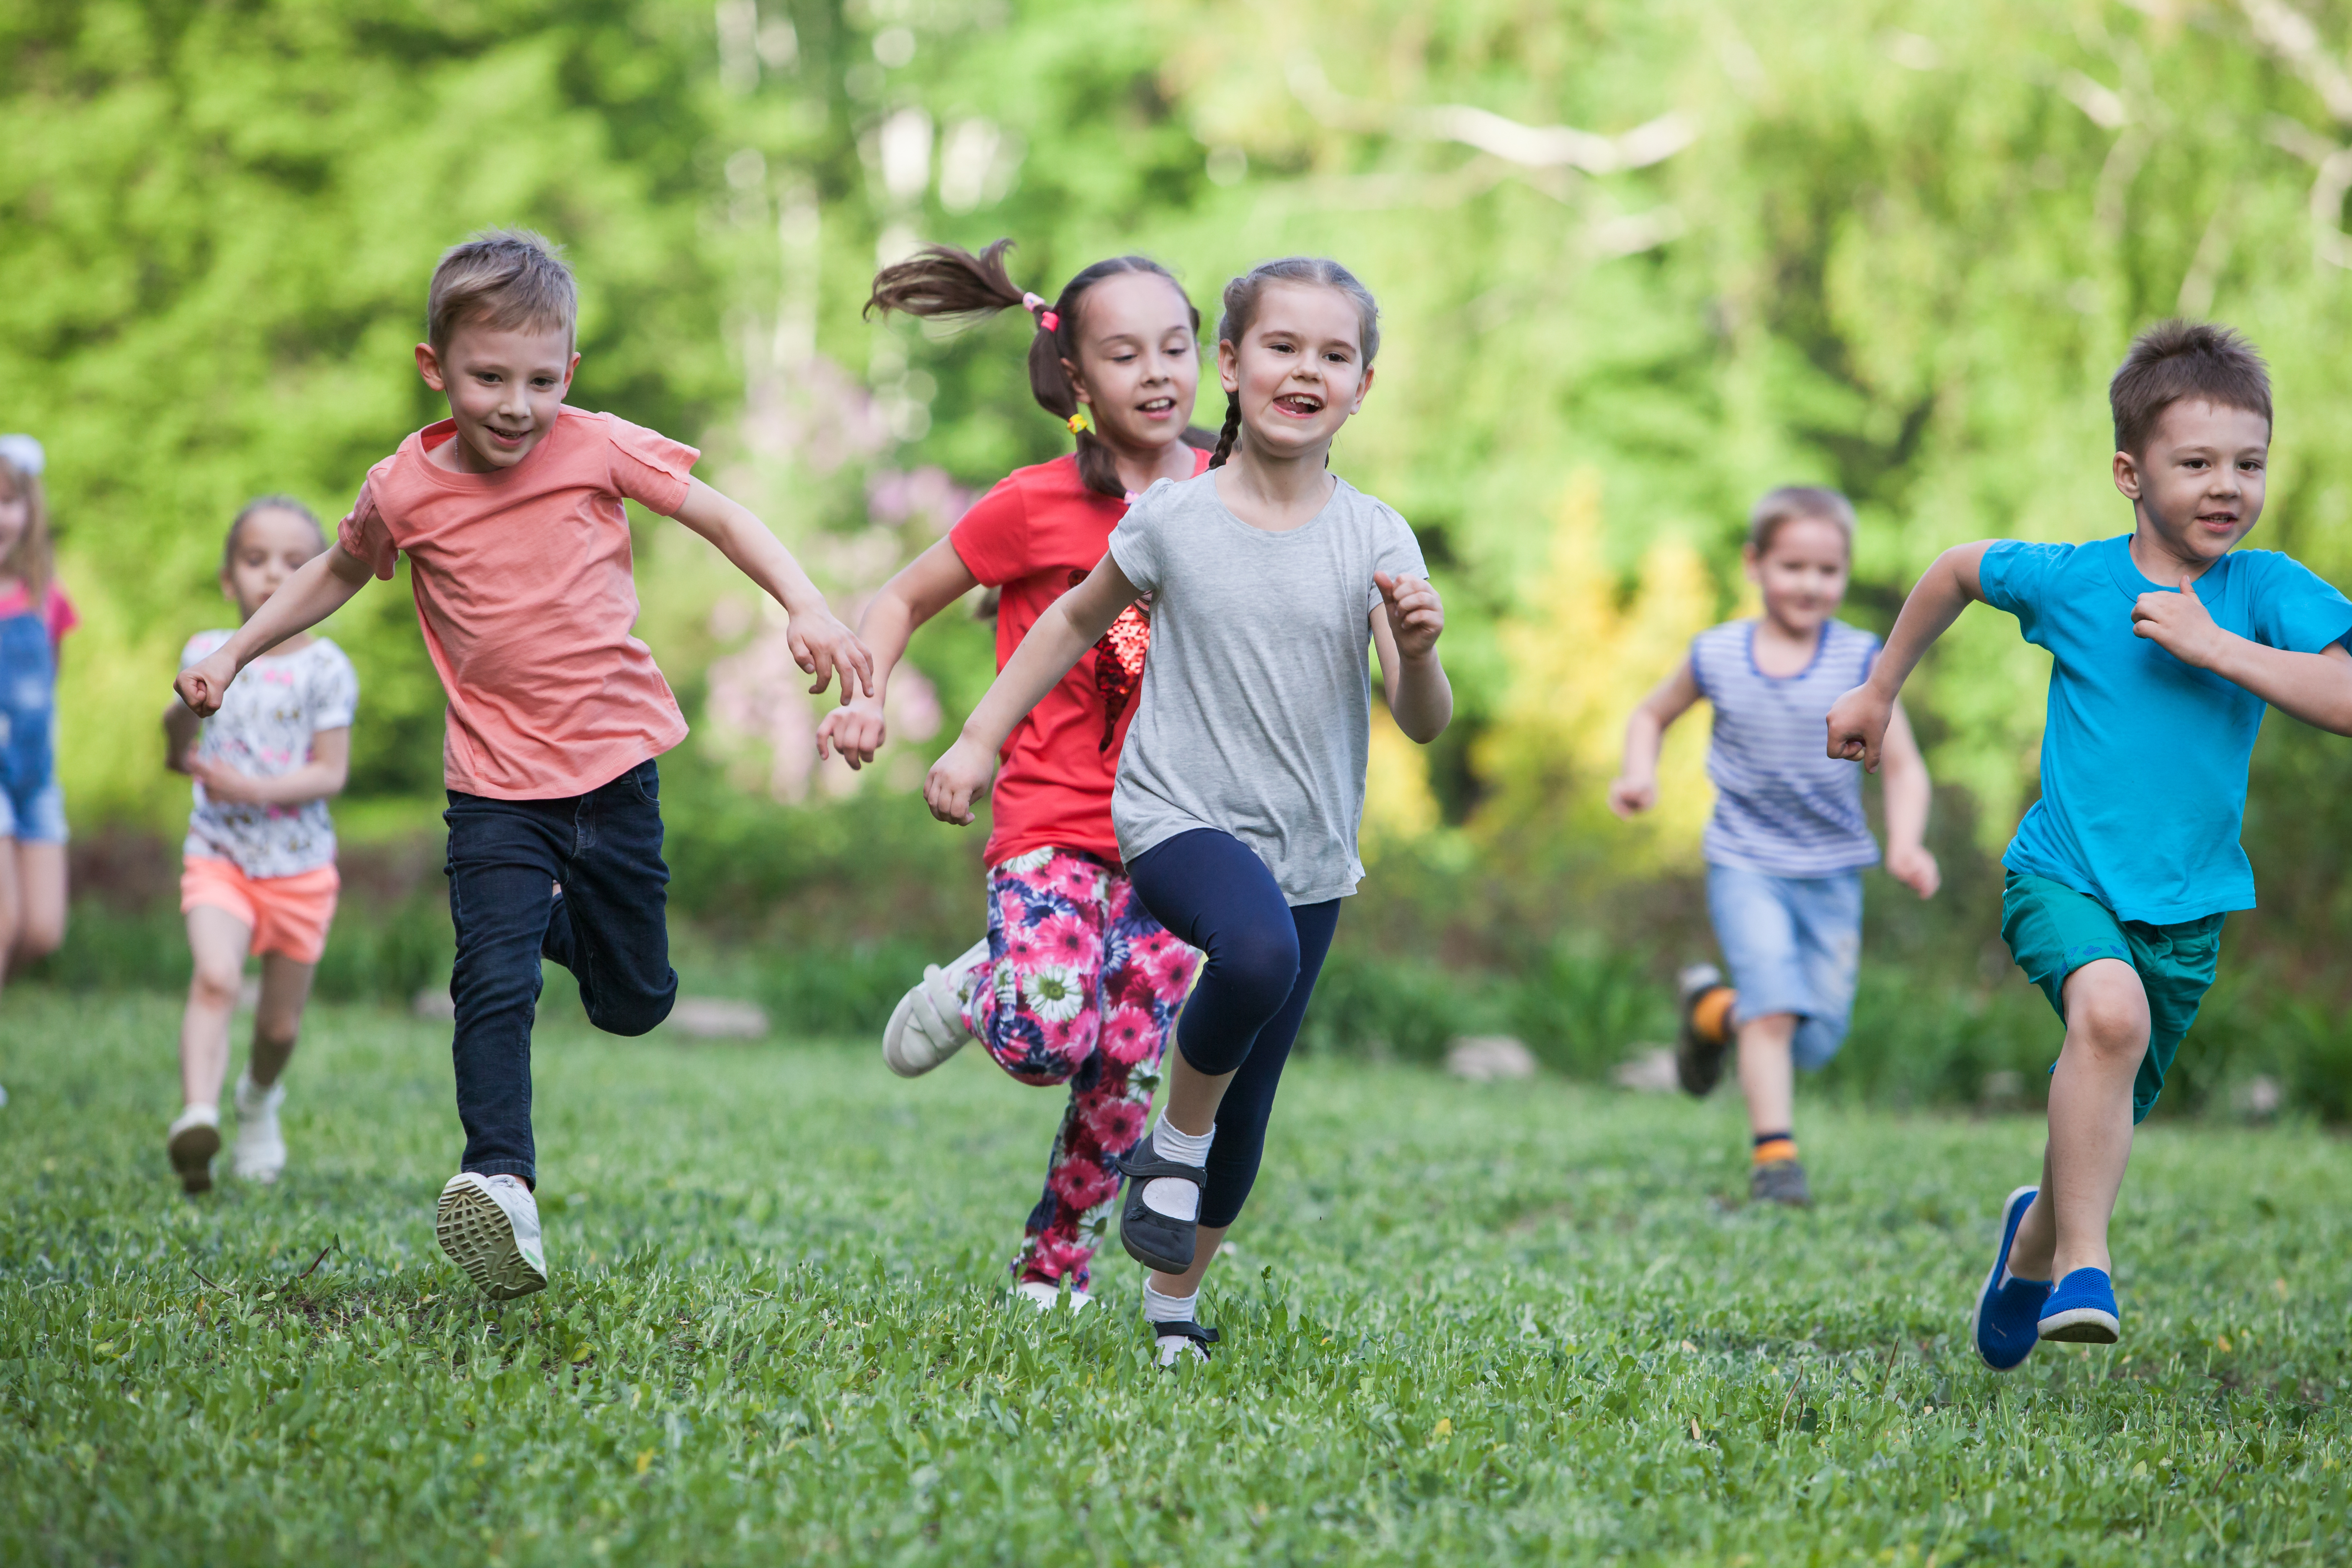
left=0, top=596, right=58, bottom=837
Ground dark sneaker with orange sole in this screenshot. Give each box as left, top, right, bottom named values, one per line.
left=1675, top=963, right=1733, bottom=1097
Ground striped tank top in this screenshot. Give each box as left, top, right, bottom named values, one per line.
left=1689, top=618, right=1882, bottom=876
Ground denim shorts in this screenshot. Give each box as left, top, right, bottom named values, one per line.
left=1705, top=863, right=1864, bottom=1070
left=0, top=777, right=67, bottom=843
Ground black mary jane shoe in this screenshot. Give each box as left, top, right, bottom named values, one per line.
left=1110, top=1133, right=1205, bottom=1273
left=1150, top=1319, right=1220, bottom=1367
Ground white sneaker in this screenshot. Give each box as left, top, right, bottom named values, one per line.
left=882, top=937, right=989, bottom=1078
left=1014, top=1279, right=1094, bottom=1313
left=436, top=1173, right=549, bottom=1300
left=231, top=1072, right=287, bottom=1183
left=168, top=1105, right=222, bottom=1194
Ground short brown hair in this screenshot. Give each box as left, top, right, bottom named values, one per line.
left=426, top=228, right=577, bottom=351
left=222, top=495, right=328, bottom=573
left=2110, top=320, right=2271, bottom=456
left=1749, top=485, right=1855, bottom=557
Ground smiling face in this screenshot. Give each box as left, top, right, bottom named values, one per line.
left=414, top=316, right=580, bottom=473
left=1065, top=271, right=1199, bottom=457
left=1217, top=281, right=1375, bottom=462
left=222, top=507, right=328, bottom=621
left=2115, top=398, right=2270, bottom=570
left=1745, top=516, right=1851, bottom=638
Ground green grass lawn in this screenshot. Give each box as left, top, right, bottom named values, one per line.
left=4, top=988, right=2349, bottom=1565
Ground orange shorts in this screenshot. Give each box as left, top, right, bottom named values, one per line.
left=180, top=857, right=341, bottom=965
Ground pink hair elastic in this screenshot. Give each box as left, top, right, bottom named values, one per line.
left=1021, top=291, right=1059, bottom=332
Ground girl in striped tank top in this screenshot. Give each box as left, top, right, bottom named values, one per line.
left=1609, top=487, right=1940, bottom=1205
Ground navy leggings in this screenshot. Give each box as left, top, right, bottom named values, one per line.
left=1125, top=828, right=1339, bottom=1229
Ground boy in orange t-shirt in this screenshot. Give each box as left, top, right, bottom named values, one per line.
left=178, top=230, right=871, bottom=1300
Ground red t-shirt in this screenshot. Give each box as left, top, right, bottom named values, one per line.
left=948, top=449, right=1211, bottom=868
left=0, top=580, right=77, bottom=651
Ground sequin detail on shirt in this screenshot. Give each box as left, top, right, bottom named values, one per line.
left=1069, top=568, right=1151, bottom=751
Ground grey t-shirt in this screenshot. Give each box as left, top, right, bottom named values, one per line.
left=1106, top=470, right=1426, bottom=904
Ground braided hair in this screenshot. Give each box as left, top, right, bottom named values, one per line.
left=865, top=240, right=1213, bottom=499
left=1206, top=257, right=1382, bottom=469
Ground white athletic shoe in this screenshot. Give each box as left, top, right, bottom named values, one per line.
left=1014, top=1279, right=1094, bottom=1313
left=168, top=1105, right=222, bottom=1194
left=231, top=1072, right=287, bottom=1184
left=882, top=937, right=989, bottom=1078
left=435, top=1173, right=549, bottom=1300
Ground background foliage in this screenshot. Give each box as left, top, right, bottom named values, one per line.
left=11, top=0, right=2352, bottom=1079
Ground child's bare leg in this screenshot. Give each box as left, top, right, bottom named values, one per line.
left=1159, top=1050, right=1237, bottom=1137
left=0, top=840, right=22, bottom=985
left=8, top=841, right=66, bottom=975
left=2008, top=959, right=2146, bottom=1281
left=180, top=907, right=252, bottom=1109
left=249, top=952, right=317, bottom=1087
left=1736, top=1012, right=1798, bottom=1139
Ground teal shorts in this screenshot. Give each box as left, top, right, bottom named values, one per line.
left=2000, top=871, right=2223, bottom=1123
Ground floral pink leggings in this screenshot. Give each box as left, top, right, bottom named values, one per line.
left=962, top=846, right=1200, bottom=1292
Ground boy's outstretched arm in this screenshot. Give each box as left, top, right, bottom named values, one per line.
left=1826, top=541, right=1992, bottom=773
left=1876, top=699, right=1941, bottom=897
left=1608, top=659, right=1702, bottom=818
left=815, top=538, right=981, bottom=769
left=2130, top=576, right=2352, bottom=735
left=669, top=477, right=875, bottom=701
left=175, top=547, right=371, bottom=717
left=926, top=553, right=1139, bottom=825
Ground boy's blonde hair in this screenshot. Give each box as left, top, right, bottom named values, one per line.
left=0, top=450, right=53, bottom=601
left=427, top=228, right=578, bottom=352
left=1748, top=485, right=1855, bottom=558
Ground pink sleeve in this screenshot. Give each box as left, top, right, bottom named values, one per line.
left=43, top=584, right=77, bottom=649
left=337, top=477, right=400, bottom=580
left=603, top=415, right=699, bottom=517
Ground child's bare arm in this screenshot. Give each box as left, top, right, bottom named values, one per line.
left=1876, top=699, right=1940, bottom=897
left=1370, top=573, right=1451, bottom=743
left=1608, top=659, right=1703, bottom=818
left=668, top=477, right=876, bottom=701
left=163, top=701, right=204, bottom=774
left=175, top=547, right=371, bottom=717
left=925, top=553, right=1138, bottom=825
left=815, top=538, right=982, bottom=769
left=186, top=728, right=352, bottom=807
left=1826, top=541, right=1992, bottom=773
left=2130, top=577, right=2352, bottom=735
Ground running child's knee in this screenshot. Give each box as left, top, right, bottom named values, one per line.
left=189, top=963, right=242, bottom=1009
left=1205, top=928, right=1302, bottom=1019
left=2062, top=967, right=2151, bottom=1055
left=583, top=981, right=677, bottom=1038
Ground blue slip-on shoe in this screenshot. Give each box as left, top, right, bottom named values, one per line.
left=2038, top=1266, right=2120, bottom=1345
left=1974, top=1185, right=2052, bottom=1371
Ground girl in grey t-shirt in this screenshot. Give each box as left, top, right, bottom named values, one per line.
left=927, top=258, right=1454, bottom=1364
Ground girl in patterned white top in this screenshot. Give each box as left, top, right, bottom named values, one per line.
left=160, top=498, right=358, bottom=1193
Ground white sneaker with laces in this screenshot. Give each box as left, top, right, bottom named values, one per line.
left=436, top=1173, right=549, bottom=1300
left=232, top=1072, right=287, bottom=1183
left=882, top=937, right=990, bottom=1078
left=1014, top=1279, right=1094, bottom=1313
left=168, top=1104, right=222, bottom=1194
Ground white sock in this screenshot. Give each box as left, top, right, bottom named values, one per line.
left=1143, top=1283, right=1199, bottom=1326
left=1143, top=1113, right=1212, bottom=1221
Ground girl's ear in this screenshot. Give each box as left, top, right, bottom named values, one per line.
left=1217, top=338, right=1241, bottom=397
left=219, top=571, right=240, bottom=606
left=1347, top=361, right=1377, bottom=413
left=1062, top=356, right=1091, bottom=407
left=1740, top=542, right=1762, bottom=583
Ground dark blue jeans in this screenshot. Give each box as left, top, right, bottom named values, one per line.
left=444, top=760, right=678, bottom=1183
left=1126, top=828, right=1339, bottom=1229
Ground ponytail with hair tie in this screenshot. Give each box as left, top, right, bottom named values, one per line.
left=867, top=239, right=1212, bottom=499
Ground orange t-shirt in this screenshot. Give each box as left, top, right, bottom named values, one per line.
left=338, top=407, right=696, bottom=799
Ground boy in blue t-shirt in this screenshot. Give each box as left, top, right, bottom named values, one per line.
left=1827, top=321, right=2352, bottom=1368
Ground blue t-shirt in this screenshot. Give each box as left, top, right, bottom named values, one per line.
left=1980, top=535, right=2352, bottom=923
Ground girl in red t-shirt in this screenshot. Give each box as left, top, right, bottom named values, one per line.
left=818, top=241, right=1212, bottom=1311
